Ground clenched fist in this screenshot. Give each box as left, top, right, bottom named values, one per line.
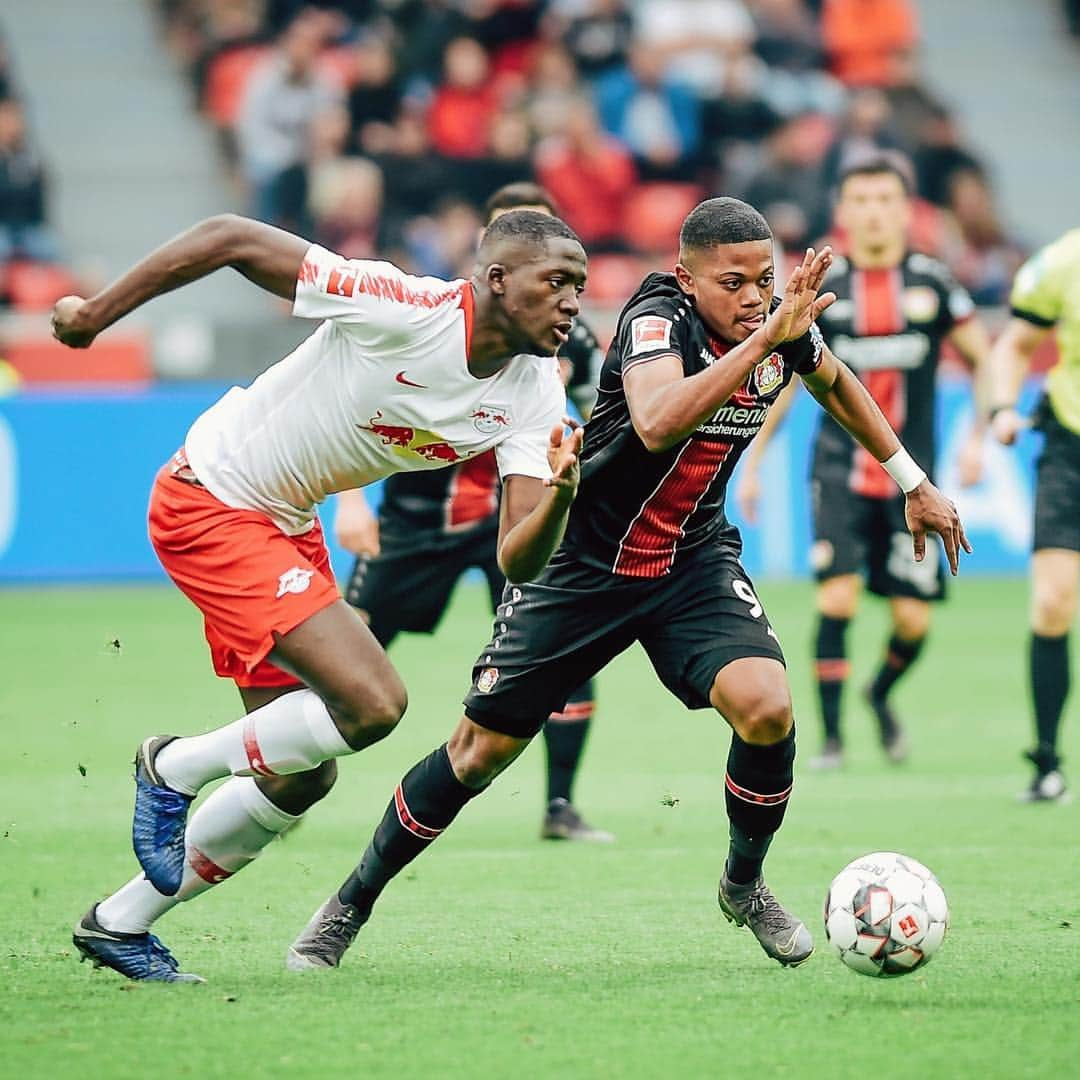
left=51, top=295, right=99, bottom=349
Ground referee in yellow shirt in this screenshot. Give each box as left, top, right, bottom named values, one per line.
left=990, top=229, right=1080, bottom=802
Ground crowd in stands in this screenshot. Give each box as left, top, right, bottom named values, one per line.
left=0, top=3, right=1035, bottom=314
left=151, top=0, right=1030, bottom=306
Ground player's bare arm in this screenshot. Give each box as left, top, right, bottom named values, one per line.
left=335, top=489, right=380, bottom=558
left=946, top=316, right=994, bottom=486
left=988, top=317, right=1050, bottom=445
left=51, top=215, right=310, bottom=349
left=626, top=247, right=835, bottom=452
left=802, top=344, right=971, bottom=573
left=735, top=378, right=799, bottom=524
left=495, top=419, right=582, bottom=582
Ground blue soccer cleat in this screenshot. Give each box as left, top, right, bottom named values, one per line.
left=73, top=905, right=204, bottom=983
left=133, top=735, right=193, bottom=896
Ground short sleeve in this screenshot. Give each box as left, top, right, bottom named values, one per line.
left=782, top=321, right=825, bottom=376
left=616, top=302, right=689, bottom=377
left=1010, top=246, right=1061, bottom=327
left=292, top=244, right=467, bottom=342
left=935, top=266, right=976, bottom=331
left=495, top=364, right=567, bottom=481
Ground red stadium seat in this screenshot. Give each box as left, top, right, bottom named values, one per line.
left=2, top=331, right=153, bottom=385
left=4, top=261, right=81, bottom=312
left=585, top=254, right=647, bottom=303
left=623, top=183, right=706, bottom=256
left=203, top=45, right=273, bottom=128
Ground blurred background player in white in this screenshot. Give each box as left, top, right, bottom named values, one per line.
left=738, top=153, right=990, bottom=768
left=335, top=182, right=612, bottom=842
left=51, top=209, right=587, bottom=982
left=989, top=228, right=1080, bottom=803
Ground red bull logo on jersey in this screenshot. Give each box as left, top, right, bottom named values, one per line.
left=359, top=411, right=462, bottom=464
left=471, top=405, right=511, bottom=434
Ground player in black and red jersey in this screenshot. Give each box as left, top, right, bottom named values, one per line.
left=287, top=197, right=968, bottom=972
left=336, top=182, right=611, bottom=843
left=738, top=154, right=990, bottom=768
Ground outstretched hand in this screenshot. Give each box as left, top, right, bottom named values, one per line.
left=904, top=479, right=972, bottom=575
left=51, top=295, right=98, bottom=349
left=544, top=417, right=583, bottom=499
left=761, top=246, right=836, bottom=350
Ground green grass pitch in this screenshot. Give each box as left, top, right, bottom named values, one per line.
left=1, top=577, right=1077, bottom=1078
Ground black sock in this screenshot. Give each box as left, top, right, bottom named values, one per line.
left=543, top=713, right=592, bottom=805
left=724, top=728, right=796, bottom=885
left=815, top=615, right=850, bottom=742
left=870, top=633, right=925, bottom=704
left=338, top=744, right=480, bottom=912
left=1030, top=633, right=1070, bottom=770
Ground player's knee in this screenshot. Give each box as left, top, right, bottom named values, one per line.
left=818, top=575, right=859, bottom=619
left=448, top=726, right=521, bottom=789
left=892, top=602, right=930, bottom=641
left=1032, top=584, right=1076, bottom=636
left=728, top=690, right=793, bottom=746
left=306, top=758, right=339, bottom=800
left=329, top=675, right=408, bottom=748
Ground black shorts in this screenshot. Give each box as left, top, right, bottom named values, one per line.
left=1033, top=397, right=1080, bottom=553
left=810, top=471, right=946, bottom=601
left=345, top=522, right=504, bottom=646
left=463, top=545, right=785, bottom=738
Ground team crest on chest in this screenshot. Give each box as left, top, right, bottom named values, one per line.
left=902, top=286, right=939, bottom=323
left=753, top=353, right=784, bottom=396
left=471, top=405, right=511, bottom=434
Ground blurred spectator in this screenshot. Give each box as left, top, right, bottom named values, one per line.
left=535, top=96, right=638, bottom=251
left=235, top=13, right=343, bottom=227
left=525, top=42, right=582, bottom=142
left=749, top=0, right=823, bottom=72
left=880, top=49, right=947, bottom=156
left=183, top=0, right=268, bottom=106
left=345, top=34, right=403, bottom=155
left=403, top=197, right=482, bottom=278
left=735, top=112, right=832, bottom=248
left=308, top=154, right=384, bottom=258
left=701, top=52, right=781, bottom=174
left=912, top=102, right=982, bottom=207
left=1067, top=0, right=1080, bottom=35
left=820, top=87, right=900, bottom=188
left=944, top=166, right=1026, bottom=305
left=553, top=0, right=634, bottom=80
left=633, top=0, right=756, bottom=100
left=0, top=97, right=60, bottom=264
left=821, top=0, right=918, bottom=87
left=427, top=36, right=499, bottom=158
left=594, top=42, right=702, bottom=181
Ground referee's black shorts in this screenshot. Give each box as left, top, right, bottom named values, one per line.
left=1032, top=396, right=1080, bottom=554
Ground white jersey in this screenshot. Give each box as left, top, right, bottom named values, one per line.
left=185, top=245, right=566, bottom=535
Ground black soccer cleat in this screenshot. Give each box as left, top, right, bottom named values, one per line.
left=1019, top=748, right=1070, bottom=803
left=864, top=685, right=909, bottom=764
left=73, top=905, right=204, bottom=983
left=541, top=798, right=615, bottom=843
left=718, top=872, right=814, bottom=967
left=286, top=893, right=369, bottom=971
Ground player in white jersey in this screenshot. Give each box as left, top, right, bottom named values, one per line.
left=51, top=210, right=588, bottom=982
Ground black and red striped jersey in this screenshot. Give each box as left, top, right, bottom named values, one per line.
left=376, top=318, right=604, bottom=540
left=812, top=252, right=975, bottom=497
left=563, top=272, right=823, bottom=578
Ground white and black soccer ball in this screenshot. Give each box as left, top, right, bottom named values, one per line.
left=823, top=851, right=949, bottom=978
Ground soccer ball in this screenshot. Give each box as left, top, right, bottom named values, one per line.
left=823, top=851, right=949, bottom=978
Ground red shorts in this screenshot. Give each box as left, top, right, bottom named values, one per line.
left=148, top=454, right=340, bottom=687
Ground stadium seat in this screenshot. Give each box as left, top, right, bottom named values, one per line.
left=585, top=254, right=648, bottom=303
left=623, top=183, right=706, bottom=257
left=3, top=261, right=82, bottom=313
left=2, top=331, right=153, bottom=385
left=203, top=45, right=273, bottom=128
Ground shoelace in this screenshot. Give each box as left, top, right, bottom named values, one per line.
left=316, top=912, right=362, bottom=953
left=144, top=934, right=181, bottom=974
left=744, top=886, right=794, bottom=936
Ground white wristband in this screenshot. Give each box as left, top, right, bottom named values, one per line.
left=881, top=448, right=926, bottom=493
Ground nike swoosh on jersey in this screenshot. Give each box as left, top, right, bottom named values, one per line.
left=395, top=371, right=428, bottom=389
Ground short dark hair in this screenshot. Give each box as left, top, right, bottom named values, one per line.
left=478, top=209, right=581, bottom=253
left=679, top=198, right=772, bottom=253
left=837, top=151, right=915, bottom=195
left=483, top=182, right=558, bottom=222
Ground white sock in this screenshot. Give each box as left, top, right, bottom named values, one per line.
left=155, top=688, right=352, bottom=796
left=96, top=777, right=300, bottom=934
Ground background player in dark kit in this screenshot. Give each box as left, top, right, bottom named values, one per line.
left=335, top=182, right=611, bottom=842
left=288, top=198, right=968, bottom=972
left=738, top=153, right=990, bottom=768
